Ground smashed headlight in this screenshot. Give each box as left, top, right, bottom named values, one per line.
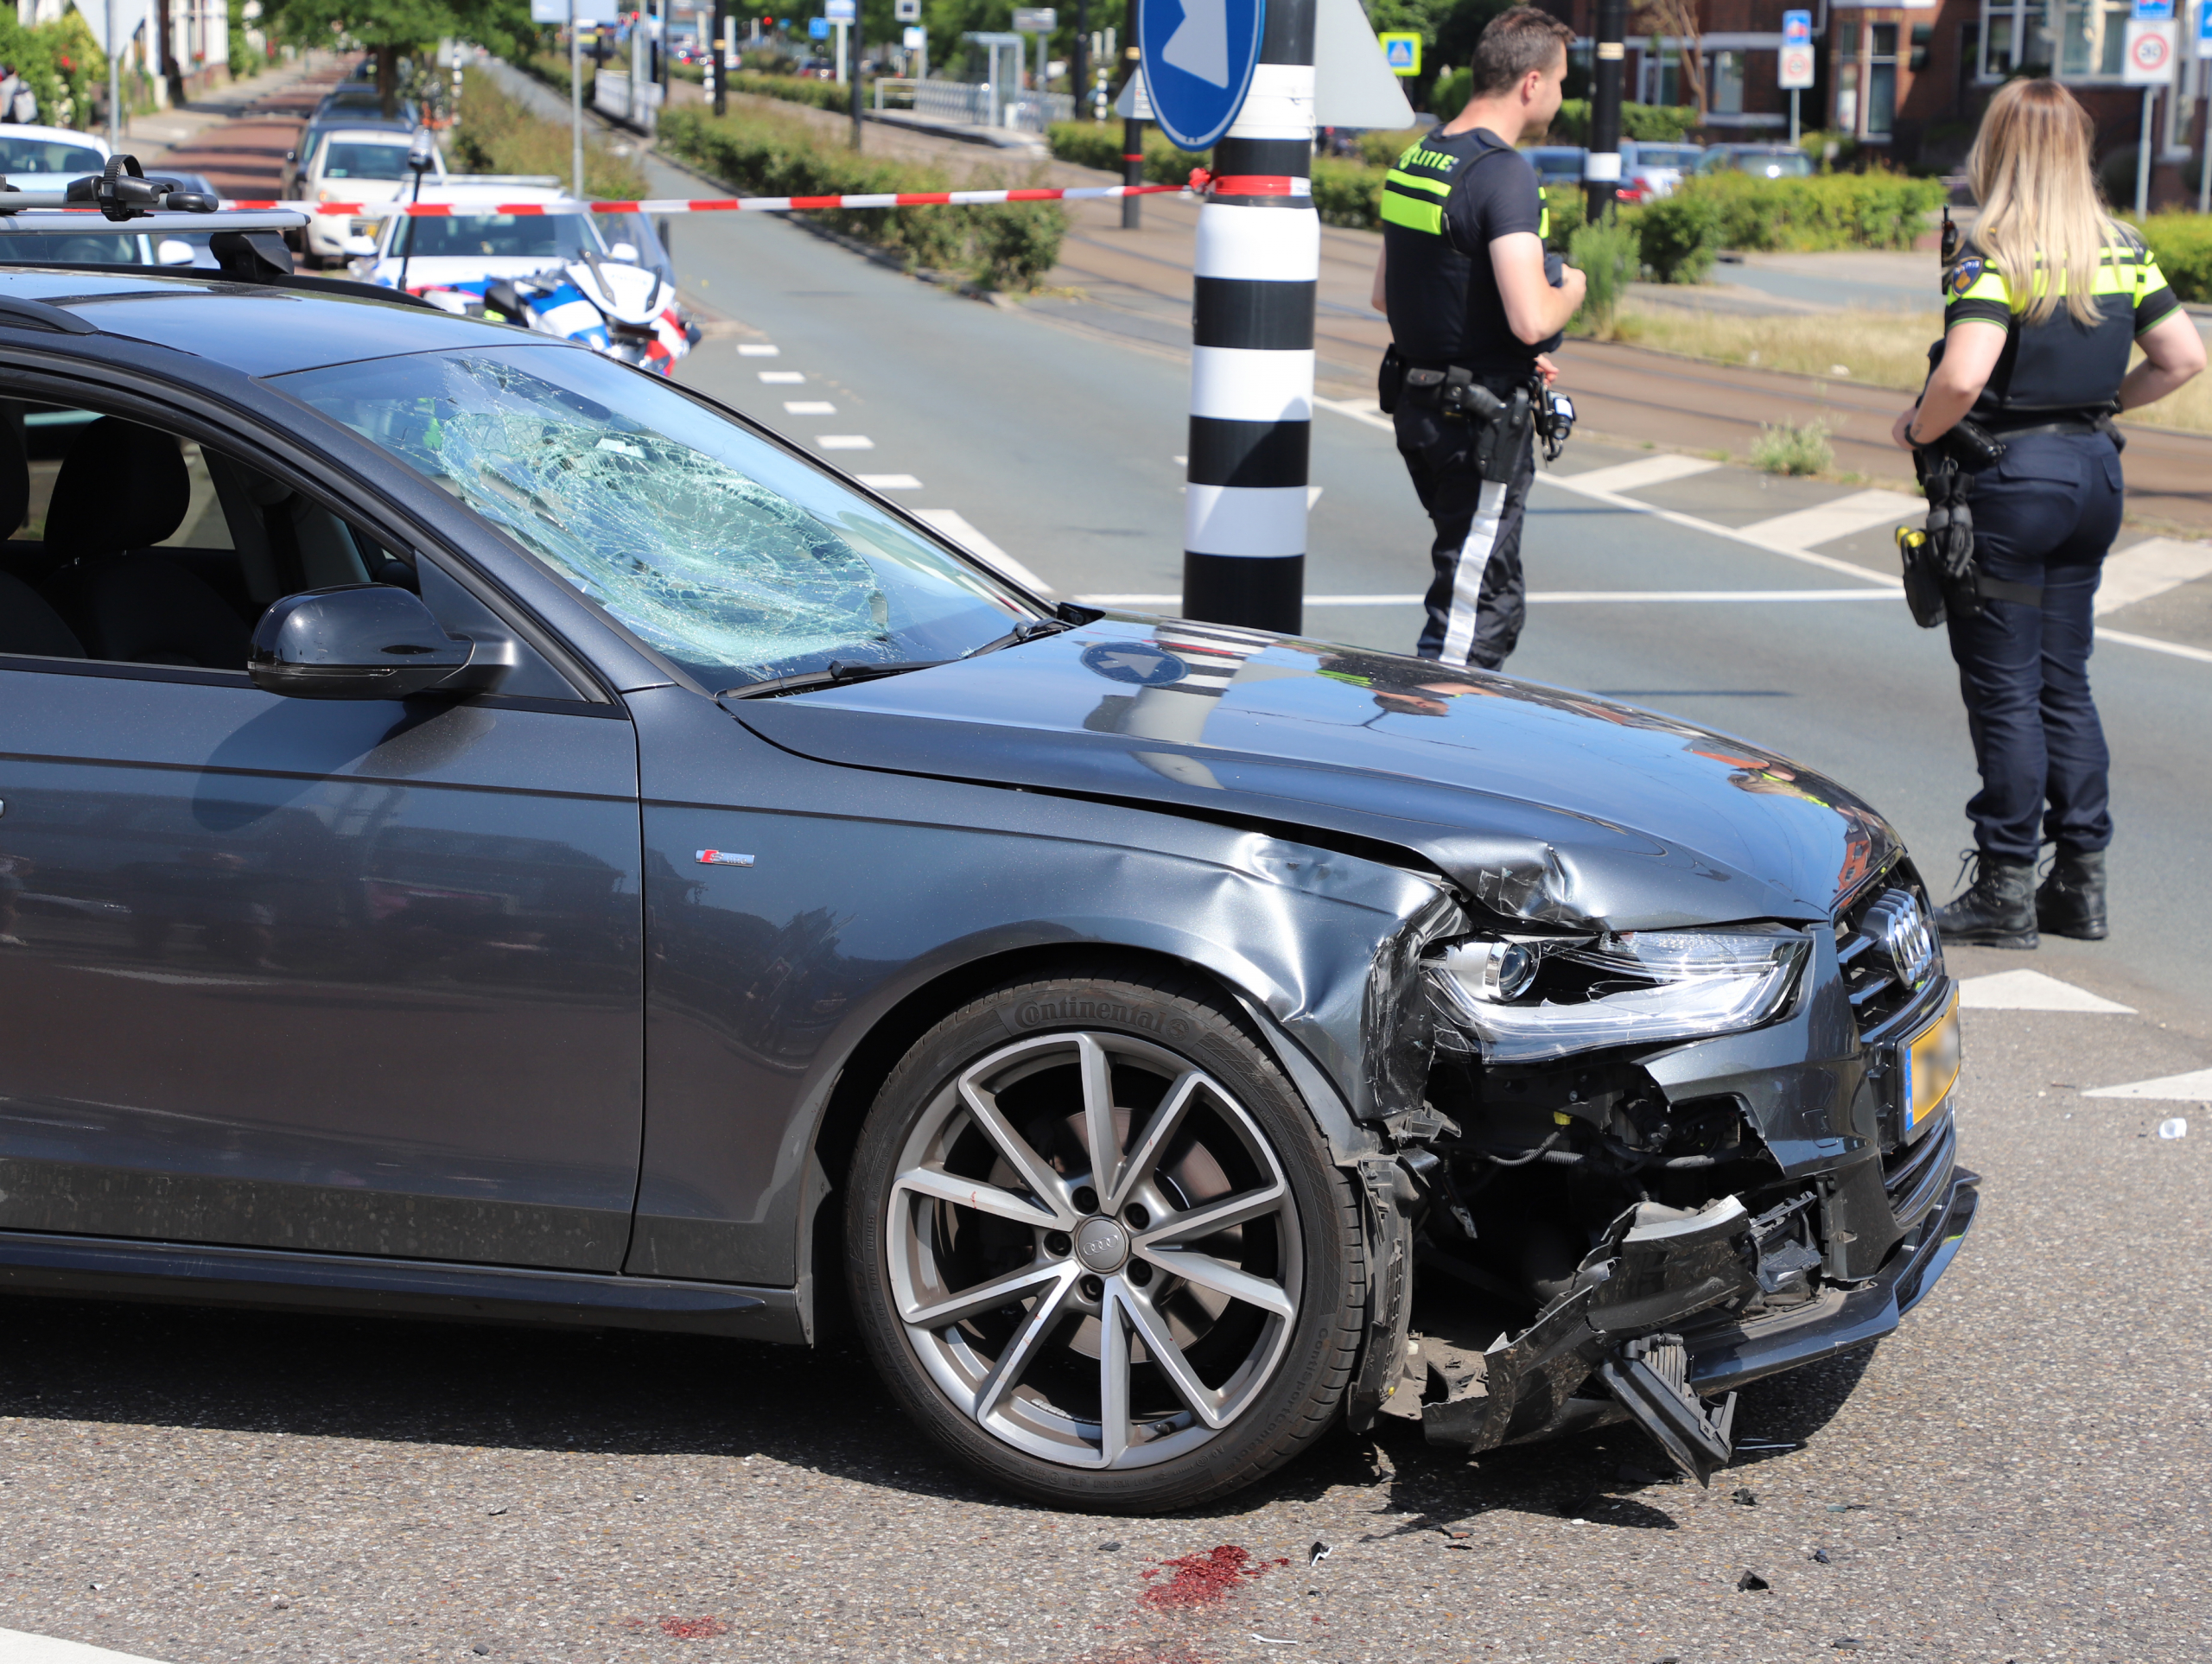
left=1428, top=924, right=1809, bottom=1063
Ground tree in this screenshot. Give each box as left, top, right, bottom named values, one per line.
left=260, top=0, right=538, bottom=115
left=1633, top=0, right=1705, bottom=117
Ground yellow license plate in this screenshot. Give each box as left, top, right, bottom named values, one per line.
left=1900, top=990, right=1961, bottom=1133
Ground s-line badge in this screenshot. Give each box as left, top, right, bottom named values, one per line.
left=696, top=850, right=756, bottom=867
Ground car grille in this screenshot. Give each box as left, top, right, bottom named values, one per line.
left=1834, top=875, right=1942, bottom=1037
left=1883, top=1109, right=1956, bottom=1229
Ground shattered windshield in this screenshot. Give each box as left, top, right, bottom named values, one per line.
left=277, top=345, right=1036, bottom=687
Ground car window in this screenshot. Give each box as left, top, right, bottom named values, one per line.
left=0, top=137, right=105, bottom=175
left=392, top=213, right=605, bottom=261
left=322, top=142, right=410, bottom=181
left=0, top=231, right=143, bottom=264
left=1637, top=147, right=1700, bottom=168
left=278, top=344, right=1040, bottom=689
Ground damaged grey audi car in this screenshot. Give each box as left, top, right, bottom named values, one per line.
left=0, top=259, right=1974, bottom=1515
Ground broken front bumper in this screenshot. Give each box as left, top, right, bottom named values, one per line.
left=1684, top=1161, right=1980, bottom=1395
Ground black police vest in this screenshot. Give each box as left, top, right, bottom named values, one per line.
left=1381, top=130, right=1551, bottom=372
left=1945, top=240, right=2164, bottom=418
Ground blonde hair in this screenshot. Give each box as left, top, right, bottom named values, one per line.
left=1966, top=79, right=2117, bottom=327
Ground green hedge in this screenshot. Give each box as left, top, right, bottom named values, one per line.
left=1637, top=171, right=1944, bottom=281
left=1547, top=99, right=1701, bottom=144
left=660, top=105, right=1066, bottom=289
left=2136, top=213, right=2212, bottom=302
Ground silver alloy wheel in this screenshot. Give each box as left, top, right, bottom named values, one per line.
left=886, top=1030, right=1303, bottom=1470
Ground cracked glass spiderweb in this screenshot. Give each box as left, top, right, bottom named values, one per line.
left=283, top=344, right=1023, bottom=684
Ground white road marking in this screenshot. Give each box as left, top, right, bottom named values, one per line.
left=1309, top=396, right=2211, bottom=666
left=1071, top=590, right=1906, bottom=607
left=2083, top=1067, right=2212, bottom=1101
left=1560, top=454, right=1723, bottom=494
left=1958, top=969, right=2134, bottom=1013
left=785, top=400, right=838, bottom=414
left=1738, top=489, right=1927, bottom=550
left=0, top=1625, right=175, bottom=1663
left=2095, top=536, right=2212, bottom=616
left=816, top=435, right=874, bottom=449
left=737, top=343, right=780, bottom=356
left=913, top=509, right=1054, bottom=594
left=856, top=473, right=924, bottom=489
left=758, top=370, right=804, bottom=384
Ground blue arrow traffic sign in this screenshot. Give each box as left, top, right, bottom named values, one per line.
left=1138, top=0, right=1267, bottom=152
left=1783, top=9, right=1811, bottom=46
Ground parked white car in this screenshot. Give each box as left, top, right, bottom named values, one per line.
left=296, top=126, right=451, bottom=262
left=0, top=124, right=109, bottom=191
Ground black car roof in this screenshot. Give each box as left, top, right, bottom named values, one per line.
left=0, top=266, right=529, bottom=376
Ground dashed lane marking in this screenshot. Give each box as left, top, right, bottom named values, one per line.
left=1737, top=489, right=1928, bottom=551
left=785, top=400, right=838, bottom=415
left=758, top=370, right=804, bottom=384
left=0, top=1626, right=174, bottom=1663
left=1957, top=969, right=2135, bottom=1013
left=2084, top=1067, right=2212, bottom=1101
left=857, top=473, right=923, bottom=489
left=1308, top=395, right=2211, bottom=667
left=1560, top=454, right=1723, bottom=494
left=737, top=343, right=780, bottom=356
left=914, top=509, right=1054, bottom=594
left=816, top=435, right=874, bottom=450
left=2094, top=536, right=2212, bottom=616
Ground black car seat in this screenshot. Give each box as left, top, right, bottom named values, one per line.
left=38, top=417, right=251, bottom=669
left=0, top=416, right=82, bottom=657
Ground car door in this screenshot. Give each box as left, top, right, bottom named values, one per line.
left=0, top=398, right=645, bottom=1272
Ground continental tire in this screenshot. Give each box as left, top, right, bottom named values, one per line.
left=847, top=970, right=1367, bottom=1513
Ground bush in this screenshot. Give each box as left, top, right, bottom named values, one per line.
left=1752, top=418, right=1834, bottom=475
left=459, top=67, right=646, bottom=200
left=1046, top=122, right=1205, bottom=185
left=0, top=8, right=103, bottom=128
left=662, top=105, right=1067, bottom=289
left=1547, top=99, right=1700, bottom=144
left=1637, top=171, right=1943, bottom=281
left=2136, top=212, right=2212, bottom=302
left=1569, top=215, right=1641, bottom=337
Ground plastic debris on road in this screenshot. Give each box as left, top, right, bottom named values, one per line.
left=2158, top=1116, right=2188, bottom=1139
left=1737, top=1570, right=1771, bottom=1592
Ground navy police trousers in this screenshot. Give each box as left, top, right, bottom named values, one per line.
left=1948, top=431, right=2126, bottom=862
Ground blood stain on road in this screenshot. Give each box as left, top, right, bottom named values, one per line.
left=1138, top=1545, right=1288, bottom=1610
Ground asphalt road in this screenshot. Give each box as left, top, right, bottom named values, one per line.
left=3, top=1003, right=2205, bottom=1664
left=4, top=101, right=2212, bottom=1664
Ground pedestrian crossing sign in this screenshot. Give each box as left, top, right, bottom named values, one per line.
left=1380, top=31, right=1421, bottom=75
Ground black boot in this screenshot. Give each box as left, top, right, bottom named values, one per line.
left=1936, top=852, right=2039, bottom=949
left=2037, top=848, right=2108, bottom=941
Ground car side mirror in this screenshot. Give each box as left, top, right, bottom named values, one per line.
left=609, top=241, right=639, bottom=263
left=249, top=584, right=512, bottom=700
left=155, top=238, right=195, bottom=265
left=342, top=233, right=378, bottom=257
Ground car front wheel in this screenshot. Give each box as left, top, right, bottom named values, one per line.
left=847, top=971, right=1367, bottom=1512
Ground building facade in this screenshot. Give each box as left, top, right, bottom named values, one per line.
left=1550, top=0, right=2209, bottom=202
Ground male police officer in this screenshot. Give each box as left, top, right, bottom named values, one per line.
left=1370, top=7, right=1583, bottom=670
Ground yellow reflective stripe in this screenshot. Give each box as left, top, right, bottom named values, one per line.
left=1381, top=192, right=1445, bottom=234
left=1955, top=272, right=2010, bottom=303
left=1384, top=168, right=1452, bottom=197
left=1539, top=185, right=1549, bottom=240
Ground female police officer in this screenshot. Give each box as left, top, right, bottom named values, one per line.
left=1894, top=77, right=2202, bottom=949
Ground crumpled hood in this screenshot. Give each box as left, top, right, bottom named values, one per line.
left=731, top=618, right=1897, bottom=930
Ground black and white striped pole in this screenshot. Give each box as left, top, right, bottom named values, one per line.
left=1179, top=0, right=1316, bottom=635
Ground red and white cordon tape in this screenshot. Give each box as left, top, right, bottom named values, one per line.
left=218, top=169, right=1317, bottom=217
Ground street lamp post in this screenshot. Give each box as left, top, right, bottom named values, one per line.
left=1585, top=0, right=1624, bottom=226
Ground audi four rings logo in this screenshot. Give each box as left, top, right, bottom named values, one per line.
left=1868, top=891, right=1936, bottom=988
